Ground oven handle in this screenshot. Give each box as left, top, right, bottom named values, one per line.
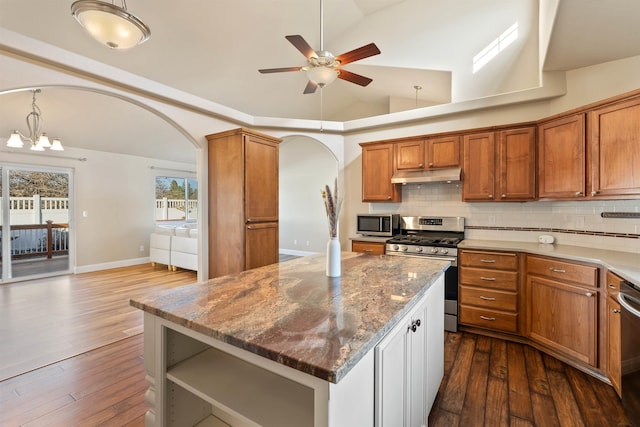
left=385, top=252, right=457, bottom=264
left=618, top=292, right=640, bottom=319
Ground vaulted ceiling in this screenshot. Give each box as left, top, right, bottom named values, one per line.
left=1, top=0, right=640, bottom=163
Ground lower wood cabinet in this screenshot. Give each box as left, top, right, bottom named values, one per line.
left=459, top=250, right=520, bottom=333
left=352, top=240, right=386, bottom=255
left=245, top=222, right=279, bottom=270
left=526, top=255, right=599, bottom=367
left=375, top=275, right=444, bottom=427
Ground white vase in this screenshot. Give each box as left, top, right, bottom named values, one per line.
left=326, top=236, right=341, bottom=277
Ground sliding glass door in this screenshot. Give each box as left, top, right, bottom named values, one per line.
left=0, top=164, right=73, bottom=282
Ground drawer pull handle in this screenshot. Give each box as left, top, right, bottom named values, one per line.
left=480, top=277, right=496, bottom=281
left=609, top=284, right=617, bottom=289
left=480, top=296, right=496, bottom=301
left=549, top=268, right=566, bottom=273
left=363, top=249, right=373, bottom=253
left=480, top=316, right=496, bottom=321
left=480, top=259, right=496, bottom=263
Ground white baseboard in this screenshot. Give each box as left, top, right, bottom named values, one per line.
left=74, top=257, right=150, bottom=274
left=279, top=248, right=317, bottom=257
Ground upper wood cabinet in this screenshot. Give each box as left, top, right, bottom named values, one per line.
left=463, top=127, right=535, bottom=202
left=589, top=96, right=640, bottom=198
left=395, top=136, right=460, bottom=171
left=361, top=142, right=401, bottom=202
left=538, top=113, right=587, bottom=199
left=207, top=128, right=281, bottom=278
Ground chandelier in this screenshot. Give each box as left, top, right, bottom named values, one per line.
left=6, top=90, right=64, bottom=152
left=71, top=0, right=150, bottom=50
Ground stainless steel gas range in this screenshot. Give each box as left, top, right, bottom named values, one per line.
left=385, top=216, right=465, bottom=332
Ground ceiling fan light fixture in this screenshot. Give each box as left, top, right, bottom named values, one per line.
left=71, top=0, right=150, bottom=49
left=307, top=66, right=339, bottom=87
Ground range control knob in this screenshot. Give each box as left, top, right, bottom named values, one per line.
left=401, top=246, right=408, bottom=252
left=431, top=247, right=439, bottom=254
left=416, top=247, right=423, bottom=253
left=440, top=248, right=449, bottom=254
left=393, top=245, right=399, bottom=251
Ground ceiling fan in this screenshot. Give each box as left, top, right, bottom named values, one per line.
left=258, top=0, right=381, bottom=94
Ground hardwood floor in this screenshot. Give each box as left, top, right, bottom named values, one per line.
left=0, top=266, right=631, bottom=426
left=0, top=264, right=197, bottom=380
left=429, top=331, right=632, bottom=427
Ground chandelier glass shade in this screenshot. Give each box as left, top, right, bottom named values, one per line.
left=71, top=0, right=150, bottom=49
left=6, top=90, right=64, bottom=152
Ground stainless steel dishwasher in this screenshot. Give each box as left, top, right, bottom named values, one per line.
left=618, top=279, right=640, bottom=426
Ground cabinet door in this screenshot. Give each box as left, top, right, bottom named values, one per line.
left=424, top=276, right=444, bottom=412
left=245, top=222, right=278, bottom=270
left=589, top=97, right=640, bottom=197
left=527, top=275, right=597, bottom=366
left=396, top=139, right=425, bottom=170
left=426, top=136, right=460, bottom=168
left=375, top=319, right=408, bottom=427
left=606, top=296, right=622, bottom=396
left=537, top=114, right=586, bottom=199
left=362, top=144, right=401, bottom=202
left=245, top=135, right=279, bottom=222
left=498, top=127, right=536, bottom=201
left=462, top=132, right=496, bottom=201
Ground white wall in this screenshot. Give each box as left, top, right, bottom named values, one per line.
left=279, top=135, right=339, bottom=254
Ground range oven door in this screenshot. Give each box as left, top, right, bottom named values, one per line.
left=619, top=280, right=640, bottom=426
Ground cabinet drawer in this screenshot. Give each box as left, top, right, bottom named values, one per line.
left=351, top=240, right=386, bottom=255
left=527, top=255, right=598, bottom=288
left=460, top=250, right=518, bottom=270
left=460, top=267, right=518, bottom=291
left=459, top=286, right=517, bottom=311
left=460, top=305, right=518, bottom=333
left=606, top=271, right=623, bottom=297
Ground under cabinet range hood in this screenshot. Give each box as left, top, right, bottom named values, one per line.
left=391, top=167, right=461, bottom=185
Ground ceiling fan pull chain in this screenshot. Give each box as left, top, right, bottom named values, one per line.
left=320, top=87, right=324, bottom=132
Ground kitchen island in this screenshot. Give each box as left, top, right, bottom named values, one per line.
left=130, top=252, right=449, bottom=427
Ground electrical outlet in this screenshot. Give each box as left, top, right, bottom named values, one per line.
left=293, top=239, right=297, bottom=246
left=139, top=245, right=145, bottom=252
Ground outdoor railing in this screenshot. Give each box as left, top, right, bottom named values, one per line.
left=0, top=221, right=69, bottom=260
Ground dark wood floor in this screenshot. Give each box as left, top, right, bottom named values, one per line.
left=429, top=331, right=632, bottom=427
left=0, top=264, right=631, bottom=426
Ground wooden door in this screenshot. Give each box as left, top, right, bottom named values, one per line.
left=498, top=127, right=536, bottom=201
left=462, top=132, right=496, bottom=201
left=589, top=97, right=640, bottom=197
left=606, top=296, right=622, bottom=396
left=538, top=114, right=586, bottom=199
left=245, top=135, right=279, bottom=222
left=362, top=143, right=401, bottom=202
left=426, top=135, right=460, bottom=168
left=527, top=275, right=597, bottom=366
left=245, top=222, right=279, bottom=270
left=375, top=317, right=408, bottom=427
left=395, top=139, right=425, bottom=170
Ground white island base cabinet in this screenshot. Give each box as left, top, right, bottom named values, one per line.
left=142, top=275, right=444, bottom=427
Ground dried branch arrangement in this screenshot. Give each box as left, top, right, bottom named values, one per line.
left=322, top=178, right=342, bottom=238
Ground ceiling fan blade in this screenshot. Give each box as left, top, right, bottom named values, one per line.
left=337, top=69, right=373, bottom=87
left=258, top=66, right=303, bottom=74
left=336, top=43, right=381, bottom=66
left=303, top=81, right=318, bottom=94
left=285, top=35, right=316, bottom=59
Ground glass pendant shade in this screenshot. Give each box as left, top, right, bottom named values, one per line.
left=50, top=138, right=64, bottom=151
left=38, top=133, right=51, bottom=148
left=7, top=131, right=24, bottom=148
left=307, top=66, right=339, bottom=87
left=71, top=1, right=150, bottom=49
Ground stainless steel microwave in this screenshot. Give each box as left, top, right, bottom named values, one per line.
left=356, top=214, right=400, bottom=237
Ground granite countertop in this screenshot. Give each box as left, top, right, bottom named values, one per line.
left=459, top=239, right=640, bottom=285
left=130, top=252, right=449, bottom=383
left=348, top=235, right=390, bottom=243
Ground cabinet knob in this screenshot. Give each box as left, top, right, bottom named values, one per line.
left=247, top=218, right=253, bottom=223
left=591, top=190, right=598, bottom=196
left=428, top=162, right=433, bottom=167
left=613, top=308, right=621, bottom=314
left=488, top=194, right=494, bottom=199
left=408, top=319, right=421, bottom=333
left=609, top=284, right=617, bottom=289
left=387, top=196, right=392, bottom=200
left=575, top=191, right=584, bottom=197
left=585, top=292, right=594, bottom=297
left=501, top=194, right=507, bottom=199
left=419, top=163, right=424, bottom=168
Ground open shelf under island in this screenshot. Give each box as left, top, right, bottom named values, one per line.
left=130, top=252, right=449, bottom=427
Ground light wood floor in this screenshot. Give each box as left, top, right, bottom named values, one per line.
left=0, top=264, right=197, bottom=381
left=0, top=265, right=631, bottom=426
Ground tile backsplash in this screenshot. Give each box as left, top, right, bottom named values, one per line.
left=370, top=183, right=640, bottom=253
